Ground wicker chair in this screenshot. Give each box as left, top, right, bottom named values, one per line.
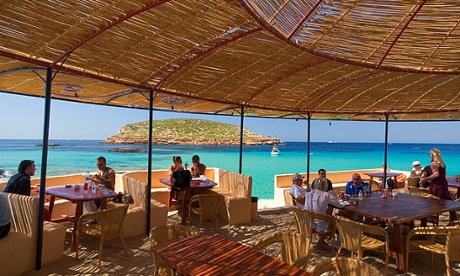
left=308, top=257, right=383, bottom=276
left=76, top=204, right=129, bottom=268
left=252, top=231, right=312, bottom=270
left=149, top=224, right=191, bottom=276
left=335, top=215, right=390, bottom=276
left=292, top=206, right=336, bottom=253
left=188, top=194, right=221, bottom=233
left=406, top=224, right=460, bottom=276
left=285, top=190, right=296, bottom=230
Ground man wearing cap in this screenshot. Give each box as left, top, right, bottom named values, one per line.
left=289, top=173, right=311, bottom=207
left=410, top=161, right=422, bottom=178
left=3, top=160, right=36, bottom=196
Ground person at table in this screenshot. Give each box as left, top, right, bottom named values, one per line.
left=420, top=148, right=451, bottom=200
left=91, top=156, right=115, bottom=191
left=345, top=173, right=371, bottom=196
left=190, top=155, right=206, bottom=177
left=0, top=192, right=11, bottom=239
left=3, top=160, right=36, bottom=195
left=168, top=156, right=184, bottom=177
left=419, top=165, right=432, bottom=188
left=311, top=168, right=333, bottom=191
left=304, top=178, right=344, bottom=251
left=410, top=160, right=423, bottom=178
left=3, top=160, right=51, bottom=220
left=420, top=148, right=456, bottom=221
left=290, top=173, right=311, bottom=207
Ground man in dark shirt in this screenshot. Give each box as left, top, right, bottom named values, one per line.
left=3, top=160, right=36, bottom=195
left=311, top=168, right=333, bottom=192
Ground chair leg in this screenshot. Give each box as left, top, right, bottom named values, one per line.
left=120, top=233, right=129, bottom=257
left=446, top=257, right=451, bottom=276
left=384, top=252, right=389, bottom=276
left=98, top=238, right=104, bottom=268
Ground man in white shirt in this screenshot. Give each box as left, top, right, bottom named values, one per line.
left=289, top=173, right=311, bottom=207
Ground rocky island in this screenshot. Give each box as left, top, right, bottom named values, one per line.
left=105, top=118, right=282, bottom=146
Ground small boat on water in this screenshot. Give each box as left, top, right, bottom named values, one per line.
left=271, top=146, right=280, bottom=155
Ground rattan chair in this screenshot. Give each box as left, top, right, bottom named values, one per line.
left=335, top=215, right=390, bottom=276
left=285, top=190, right=296, bottom=230
left=406, top=224, right=460, bottom=276
left=76, top=204, right=129, bottom=268
left=188, top=194, right=221, bottom=233
left=149, top=224, right=191, bottom=276
left=292, top=206, right=336, bottom=253
left=308, top=257, right=383, bottom=276
left=252, top=231, right=312, bottom=270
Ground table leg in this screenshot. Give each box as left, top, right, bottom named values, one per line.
left=181, top=189, right=191, bottom=225
left=392, top=224, right=405, bottom=273
left=48, top=195, right=56, bottom=217
left=71, top=202, right=84, bottom=252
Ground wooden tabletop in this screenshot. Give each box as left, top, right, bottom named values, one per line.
left=160, top=178, right=217, bottom=189
left=45, top=185, right=117, bottom=202
left=344, top=192, right=460, bottom=224
left=152, top=233, right=311, bottom=276
left=363, top=171, right=403, bottom=178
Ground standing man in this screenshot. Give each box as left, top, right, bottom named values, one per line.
left=91, top=156, right=115, bottom=191
left=345, top=173, right=371, bottom=196
left=3, top=160, right=36, bottom=195
left=311, top=168, right=333, bottom=191
left=289, top=173, right=311, bottom=207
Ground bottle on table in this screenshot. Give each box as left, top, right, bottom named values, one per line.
left=358, top=190, right=363, bottom=201
left=84, top=171, right=91, bottom=190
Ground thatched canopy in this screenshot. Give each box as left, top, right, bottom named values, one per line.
left=1, top=0, right=459, bottom=121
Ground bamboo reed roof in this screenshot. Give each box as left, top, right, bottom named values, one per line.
left=0, top=0, right=460, bottom=121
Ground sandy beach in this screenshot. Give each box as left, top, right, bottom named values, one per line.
left=21, top=206, right=459, bottom=276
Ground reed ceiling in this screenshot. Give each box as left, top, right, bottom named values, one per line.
left=0, top=0, right=460, bottom=121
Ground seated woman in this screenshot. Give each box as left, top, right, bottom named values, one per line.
left=304, top=178, right=345, bottom=251
left=168, top=156, right=184, bottom=177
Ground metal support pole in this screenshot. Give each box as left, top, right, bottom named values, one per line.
left=146, top=90, right=154, bottom=235
left=383, top=113, right=389, bottom=189
left=36, top=67, right=52, bottom=270
left=239, top=106, right=244, bottom=174
left=306, top=113, right=311, bottom=184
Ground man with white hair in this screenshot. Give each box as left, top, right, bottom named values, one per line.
left=289, top=173, right=311, bottom=207
left=410, top=161, right=422, bottom=178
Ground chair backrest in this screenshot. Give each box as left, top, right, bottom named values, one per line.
left=149, top=224, right=191, bottom=246
left=407, top=177, right=420, bottom=187
left=336, top=215, right=389, bottom=254
left=284, top=189, right=294, bottom=206
left=446, top=226, right=460, bottom=261
left=308, top=257, right=383, bottom=276
left=253, top=231, right=312, bottom=269
left=292, top=206, right=314, bottom=236
left=101, top=204, right=128, bottom=240
left=4, top=192, right=38, bottom=237
left=190, top=194, right=221, bottom=220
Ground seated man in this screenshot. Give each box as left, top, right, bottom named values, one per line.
left=289, top=173, right=311, bottom=207
left=3, top=160, right=36, bottom=195
left=345, top=173, right=371, bottom=196
left=311, top=168, right=333, bottom=191
left=0, top=192, right=11, bottom=239
left=190, top=155, right=206, bottom=177
left=91, top=156, right=115, bottom=191
left=304, top=178, right=344, bottom=251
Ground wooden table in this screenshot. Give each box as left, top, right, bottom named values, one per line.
left=152, top=233, right=311, bottom=275
left=45, top=185, right=117, bottom=251
left=363, top=171, right=403, bottom=190
left=447, top=176, right=460, bottom=198
left=341, top=193, right=460, bottom=272
left=160, top=178, right=217, bottom=224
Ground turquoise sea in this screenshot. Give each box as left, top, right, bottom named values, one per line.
left=1, top=140, right=460, bottom=199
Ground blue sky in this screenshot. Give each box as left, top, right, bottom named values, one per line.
left=0, top=93, right=458, bottom=143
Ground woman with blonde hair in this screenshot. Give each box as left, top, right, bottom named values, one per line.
left=420, top=148, right=455, bottom=219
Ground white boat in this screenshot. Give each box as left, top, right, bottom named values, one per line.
left=271, top=146, right=280, bottom=155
